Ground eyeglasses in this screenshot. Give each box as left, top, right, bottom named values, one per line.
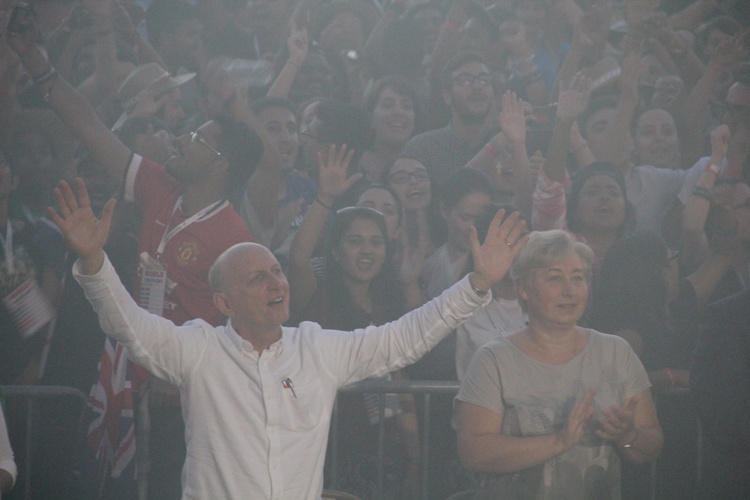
left=452, top=72, right=493, bottom=88
left=387, top=171, right=430, bottom=185
left=191, top=131, right=222, bottom=158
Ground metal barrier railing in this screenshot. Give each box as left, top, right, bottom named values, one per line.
left=1, top=385, right=88, bottom=500
left=331, top=380, right=460, bottom=500
left=330, top=382, right=699, bottom=500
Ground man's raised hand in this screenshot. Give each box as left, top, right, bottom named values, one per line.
left=47, top=179, right=115, bottom=274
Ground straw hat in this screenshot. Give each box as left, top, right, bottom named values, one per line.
left=112, top=63, right=195, bottom=131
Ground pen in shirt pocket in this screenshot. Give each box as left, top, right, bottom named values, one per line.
left=282, top=378, right=297, bottom=398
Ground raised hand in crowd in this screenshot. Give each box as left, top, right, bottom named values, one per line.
left=543, top=74, right=591, bottom=183
left=499, top=90, right=534, bottom=216
left=48, top=179, right=116, bottom=275
left=288, top=144, right=359, bottom=314
left=267, top=18, right=308, bottom=99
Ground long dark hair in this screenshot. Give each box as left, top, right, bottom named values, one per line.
left=325, top=206, right=404, bottom=329
left=588, top=231, right=669, bottom=335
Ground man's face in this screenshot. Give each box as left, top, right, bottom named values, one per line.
left=216, top=244, right=290, bottom=335
left=723, top=82, right=750, bottom=132
left=258, top=105, right=299, bottom=173
left=443, top=61, right=493, bottom=125
left=166, top=120, right=223, bottom=184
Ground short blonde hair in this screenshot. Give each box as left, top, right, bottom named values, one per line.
left=510, top=230, right=594, bottom=284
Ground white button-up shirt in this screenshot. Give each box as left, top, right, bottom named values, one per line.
left=75, top=256, right=489, bottom=499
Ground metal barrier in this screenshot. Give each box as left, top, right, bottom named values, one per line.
left=329, top=382, right=700, bottom=500
left=1, top=385, right=87, bottom=500
left=330, top=380, right=460, bottom=500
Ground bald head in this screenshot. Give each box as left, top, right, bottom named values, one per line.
left=209, top=242, right=278, bottom=293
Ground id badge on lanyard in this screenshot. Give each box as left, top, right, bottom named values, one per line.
left=136, top=196, right=226, bottom=316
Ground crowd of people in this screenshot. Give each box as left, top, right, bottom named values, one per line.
left=0, top=0, right=749, bottom=498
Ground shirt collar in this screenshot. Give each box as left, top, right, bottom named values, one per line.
left=225, top=319, right=285, bottom=358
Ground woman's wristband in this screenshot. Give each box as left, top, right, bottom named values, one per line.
left=704, top=162, right=721, bottom=176
left=315, top=196, right=333, bottom=210
left=32, top=67, right=58, bottom=86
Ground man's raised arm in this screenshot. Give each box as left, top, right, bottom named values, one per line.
left=6, top=2, right=132, bottom=184
left=47, top=179, right=115, bottom=275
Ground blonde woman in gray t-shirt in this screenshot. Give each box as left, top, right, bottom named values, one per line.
left=455, top=230, right=664, bottom=499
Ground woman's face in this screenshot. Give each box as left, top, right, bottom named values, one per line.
left=357, top=188, right=401, bottom=240
left=575, top=175, right=626, bottom=235
left=634, top=108, right=679, bottom=168
left=442, top=191, right=493, bottom=254
left=333, top=217, right=387, bottom=285
left=518, top=252, right=588, bottom=328
left=387, top=158, right=431, bottom=211
left=371, top=86, right=415, bottom=147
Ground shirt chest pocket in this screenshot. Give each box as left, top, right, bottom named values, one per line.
left=277, top=379, right=325, bottom=432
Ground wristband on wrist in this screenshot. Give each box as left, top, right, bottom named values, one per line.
left=315, top=196, right=333, bottom=210
left=704, top=162, right=721, bottom=175
left=662, top=368, right=676, bottom=387
left=691, top=186, right=711, bottom=201
left=32, top=67, right=58, bottom=86
left=469, top=275, right=489, bottom=297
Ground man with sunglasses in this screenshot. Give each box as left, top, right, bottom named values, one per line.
left=399, top=52, right=495, bottom=186
left=6, top=11, right=268, bottom=497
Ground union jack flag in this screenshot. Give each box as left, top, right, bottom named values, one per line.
left=85, top=336, right=138, bottom=490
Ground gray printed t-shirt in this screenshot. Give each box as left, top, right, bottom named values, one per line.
left=456, top=330, right=650, bottom=500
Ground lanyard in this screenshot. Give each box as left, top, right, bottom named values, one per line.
left=155, top=196, right=227, bottom=259
left=0, top=222, right=14, bottom=273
